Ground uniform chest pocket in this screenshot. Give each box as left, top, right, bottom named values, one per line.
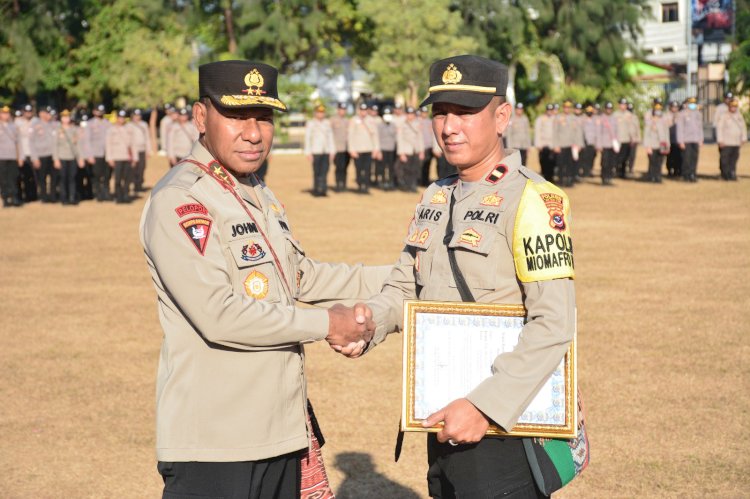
left=447, top=223, right=499, bottom=290
left=227, top=238, right=281, bottom=303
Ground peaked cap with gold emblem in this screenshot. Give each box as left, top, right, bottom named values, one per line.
left=420, top=54, right=508, bottom=108
left=199, top=60, right=287, bottom=112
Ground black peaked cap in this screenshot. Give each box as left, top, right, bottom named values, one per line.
left=199, top=60, right=287, bottom=112
left=420, top=54, right=508, bottom=108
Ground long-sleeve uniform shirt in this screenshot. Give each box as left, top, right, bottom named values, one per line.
left=303, top=118, right=335, bottom=155
left=105, top=124, right=134, bottom=163
left=168, top=121, right=199, bottom=159
left=85, top=117, right=110, bottom=158
left=552, top=114, right=584, bottom=149
left=505, top=114, right=531, bottom=150
left=533, top=114, right=555, bottom=149
left=612, top=111, right=639, bottom=143
left=397, top=120, right=424, bottom=156
left=596, top=114, right=618, bottom=149
left=0, top=122, right=20, bottom=160
left=642, top=116, right=670, bottom=150
left=127, top=120, right=151, bottom=154
left=581, top=116, right=599, bottom=146
left=377, top=122, right=397, bottom=152
left=366, top=150, right=576, bottom=432
left=140, top=141, right=390, bottom=461
left=30, top=120, right=58, bottom=161
left=329, top=115, right=349, bottom=153
left=347, top=116, right=380, bottom=153
left=14, top=117, right=32, bottom=159
left=53, top=125, right=82, bottom=161
left=676, top=109, right=704, bottom=144
left=716, top=112, right=748, bottom=146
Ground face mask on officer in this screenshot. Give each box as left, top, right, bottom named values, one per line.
left=688, top=103, right=697, bottom=111
left=654, top=110, right=662, bottom=117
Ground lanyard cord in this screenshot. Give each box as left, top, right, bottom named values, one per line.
left=182, top=158, right=294, bottom=300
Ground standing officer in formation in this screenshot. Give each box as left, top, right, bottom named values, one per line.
left=552, top=100, right=583, bottom=187
left=140, top=59, right=389, bottom=498
left=86, top=104, right=112, bottom=201
left=105, top=109, right=136, bottom=204
left=625, top=101, right=641, bottom=176
left=596, top=101, right=619, bottom=185
left=303, top=104, right=335, bottom=197
left=15, top=104, right=37, bottom=202
left=168, top=108, right=199, bottom=166
left=642, top=103, right=670, bottom=183
left=505, top=102, right=531, bottom=165
left=329, top=102, right=350, bottom=192
left=53, top=110, right=85, bottom=204
left=612, top=98, right=638, bottom=179
left=418, top=106, right=435, bottom=186
left=31, top=107, right=59, bottom=202
left=676, top=97, right=703, bottom=182
left=347, top=102, right=380, bottom=193
left=716, top=98, right=747, bottom=181
left=395, top=106, right=424, bottom=192
left=0, top=105, right=23, bottom=207
left=579, top=104, right=599, bottom=178
left=534, top=103, right=556, bottom=181
left=666, top=101, right=682, bottom=178
left=127, top=109, right=151, bottom=193
left=375, top=106, right=398, bottom=189
left=361, top=54, right=576, bottom=498
left=159, top=104, right=178, bottom=154
left=712, top=91, right=733, bottom=133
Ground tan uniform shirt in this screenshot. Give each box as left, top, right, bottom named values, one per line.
left=367, top=150, right=576, bottom=432
left=14, top=116, right=32, bottom=158
left=329, top=115, right=349, bottom=153
left=552, top=114, right=583, bottom=149
left=85, top=117, right=110, bottom=158
left=712, top=102, right=728, bottom=128
left=53, top=125, right=82, bottom=161
left=397, top=120, right=424, bottom=156
left=347, top=116, right=380, bottom=153
left=30, top=120, right=58, bottom=160
left=0, top=122, right=19, bottom=160
left=596, top=114, right=618, bottom=149
left=613, top=110, right=638, bottom=143
left=160, top=115, right=174, bottom=151
left=303, top=118, right=335, bottom=155
left=533, top=114, right=554, bottom=148
left=505, top=114, right=531, bottom=150
left=127, top=120, right=151, bottom=153
left=676, top=109, right=704, bottom=144
left=378, top=121, right=397, bottom=152
left=140, top=141, right=390, bottom=461
left=105, top=124, right=133, bottom=162
left=168, top=121, right=199, bottom=159
left=716, top=111, right=748, bottom=146
left=642, top=116, right=670, bottom=150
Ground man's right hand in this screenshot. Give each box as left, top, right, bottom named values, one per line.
left=326, top=303, right=374, bottom=348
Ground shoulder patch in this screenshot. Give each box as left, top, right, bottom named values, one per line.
left=513, top=180, right=574, bottom=282
left=180, top=217, right=213, bottom=255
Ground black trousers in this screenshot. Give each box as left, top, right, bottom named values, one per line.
left=398, top=154, right=421, bottom=191
left=92, top=156, right=111, bottom=200
left=311, top=154, right=329, bottom=195
left=158, top=452, right=301, bottom=499
left=59, top=159, right=79, bottom=203
left=375, top=149, right=396, bottom=188
left=600, top=148, right=616, bottom=183
left=615, top=142, right=631, bottom=178
left=17, top=157, right=37, bottom=202
left=421, top=148, right=434, bottom=186
left=113, top=160, right=132, bottom=203
left=0, top=159, right=20, bottom=205
left=666, top=144, right=682, bottom=177
left=77, top=162, right=94, bottom=200
left=38, top=155, right=58, bottom=202
left=579, top=145, right=596, bottom=177
left=538, top=147, right=556, bottom=181
left=134, top=151, right=146, bottom=191
left=333, top=151, right=349, bottom=188
left=719, top=146, right=739, bottom=180
left=555, top=147, right=574, bottom=186
left=681, top=142, right=699, bottom=181
left=427, top=435, right=545, bottom=499
left=647, top=152, right=665, bottom=182
left=353, top=152, right=372, bottom=190
left=627, top=143, right=638, bottom=173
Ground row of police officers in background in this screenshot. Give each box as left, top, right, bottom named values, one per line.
left=0, top=103, right=199, bottom=208
left=509, top=92, right=746, bottom=186
left=304, top=101, right=454, bottom=196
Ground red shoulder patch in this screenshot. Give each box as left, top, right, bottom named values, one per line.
left=179, top=217, right=213, bottom=255
left=175, top=203, right=208, bottom=217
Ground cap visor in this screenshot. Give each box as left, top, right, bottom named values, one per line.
left=209, top=95, right=288, bottom=113
left=420, top=91, right=494, bottom=109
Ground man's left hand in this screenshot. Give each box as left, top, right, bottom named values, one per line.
left=422, top=398, right=490, bottom=445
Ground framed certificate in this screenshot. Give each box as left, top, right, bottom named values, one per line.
left=402, top=300, right=577, bottom=439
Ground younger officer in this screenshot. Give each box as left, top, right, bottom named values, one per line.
left=167, top=108, right=199, bottom=166
left=348, top=103, right=381, bottom=193
left=396, top=106, right=425, bottom=192
left=303, top=104, right=335, bottom=196
left=676, top=97, right=704, bottom=182
left=31, top=107, right=59, bottom=202
left=329, top=102, right=350, bottom=191
left=86, top=104, right=112, bottom=201
left=140, top=60, right=389, bottom=498
left=15, top=104, right=37, bottom=202
left=0, top=105, right=23, bottom=207
left=127, top=109, right=151, bottom=192
left=505, top=103, right=531, bottom=165
left=666, top=101, right=682, bottom=178
left=642, top=103, right=670, bottom=183
left=376, top=106, right=398, bottom=189
left=716, top=98, right=747, bottom=181
left=533, top=104, right=556, bottom=180
left=596, top=102, right=619, bottom=185
left=552, top=100, right=583, bottom=187
left=53, top=110, right=85, bottom=204
left=105, top=110, right=135, bottom=203
left=579, top=104, right=599, bottom=178
left=364, top=54, right=575, bottom=498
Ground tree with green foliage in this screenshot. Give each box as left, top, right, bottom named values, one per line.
left=360, top=0, right=477, bottom=105
left=727, top=0, right=750, bottom=97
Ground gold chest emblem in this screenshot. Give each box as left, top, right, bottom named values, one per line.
left=244, top=69, right=266, bottom=96
left=430, top=190, right=448, bottom=204
left=442, top=64, right=462, bottom=85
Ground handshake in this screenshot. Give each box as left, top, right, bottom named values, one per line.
left=326, top=303, right=375, bottom=358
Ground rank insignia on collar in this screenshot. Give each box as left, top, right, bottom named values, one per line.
left=179, top=217, right=212, bottom=255
left=244, top=270, right=269, bottom=300
left=540, top=192, right=566, bottom=231
left=270, top=203, right=280, bottom=213
left=485, top=165, right=507, bottom=184
left=243, top=69, right=266, bottom=96
left=480, top=192, right=503, bottom=207
left=430, top=190, right=448, bottom=204
left=458, top=228, right=482, bottom=247
left=208, top=160, right=235, bottom=187
left=442, top=64, right=462, bottom=85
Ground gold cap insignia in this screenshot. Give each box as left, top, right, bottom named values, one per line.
left=243, top=69, right=266, bottom=96
left=442, top=64, right=462, bottom=85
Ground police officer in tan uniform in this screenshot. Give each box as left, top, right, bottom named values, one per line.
left=362, top=54, right=575, bottom=498
left=533, top=104, right=556, bottom=181
left=127, top=108, right=151, bottom=193
left=396, top=106, right=425, bottom=192
left=0, top=105, right=23, bottom=207
left=86, top=104, right=112, bottom=201
left=505, top=103, right=531, bottom=166
left=168, top=108, right=199, bottom=166
left=53, top=110, right=85, bottom=204
left=105, top=109, right=135, bottom=204
left=348, top=103, right=381, bottom=193
left=553, top=100, right=584, bottom=187
left=303, top=104, right=335, bottom=196
left=676, top=97, right=704, bottom=182
left=716, top=98, right=747, bottom=181
left=31, top=107, right=59, bottom=203
left=612, top=98, right=637, bottom=178
left=579, top=104, right=599, bottom=178
left=596, top=102, right=619, bottom=185
left=642, top=103, right=670, bottom=183
left=140, top=60, right=389, bottom=498
left=329, top=102, right=350, bottom=191
left=666, top=100, right=682, bottom=178
left=15, top=104, right=37, bottom=202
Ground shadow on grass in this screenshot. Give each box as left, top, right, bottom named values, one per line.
left=334, top=452, right=421, bottom=499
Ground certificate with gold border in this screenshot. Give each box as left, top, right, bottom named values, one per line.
left=401, top=300, right=577, bottom=439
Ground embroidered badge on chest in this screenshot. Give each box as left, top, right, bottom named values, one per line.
left=458, top=228, right=482, bottom=247
left=539, top=192, right=566, bottom=231
left=244, top=270, right=269, bottom=299
left=480, top=192, right=503, bottom=207
left=408, top=228, right=430, bottom=245
left=179, top=217, right=212, bottom=255
left=241, top=242, right=266, bottom=262
left=430, top=190, right=448, bottom=204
